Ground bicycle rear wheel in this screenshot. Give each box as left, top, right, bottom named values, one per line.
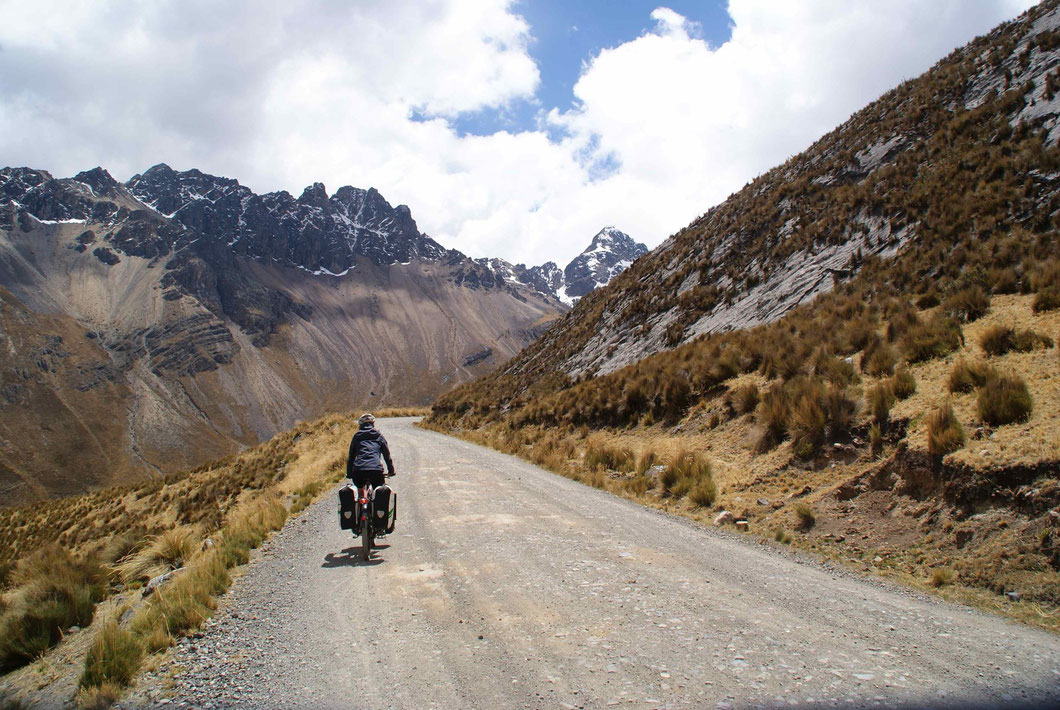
left=361, top=516, right=372, bottom=561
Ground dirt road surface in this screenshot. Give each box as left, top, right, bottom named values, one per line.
left=125, top=418, right=1060, bottom=709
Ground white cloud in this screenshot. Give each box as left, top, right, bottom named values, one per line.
left=0, top=0, right=1040, bottom=267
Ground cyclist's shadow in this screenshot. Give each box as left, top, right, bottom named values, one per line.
left=322, top=545, right=389, bottom=568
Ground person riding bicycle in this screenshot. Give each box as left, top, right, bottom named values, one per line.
left=346, top=412, right=395, bottom=488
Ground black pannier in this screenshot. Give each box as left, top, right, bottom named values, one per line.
left=373, top=484, right=397, bottom=534
left=338, top=484, right=358, bottom=530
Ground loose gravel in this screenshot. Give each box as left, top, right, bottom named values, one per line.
left=121, top=418, right=1060, bottom=709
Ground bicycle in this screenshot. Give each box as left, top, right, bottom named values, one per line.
left=343, top=474, right=396, bottom=561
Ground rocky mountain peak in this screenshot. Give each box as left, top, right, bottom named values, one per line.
left=122, top=166, right=449, bottom=271
left=298, top=182, right=329, bottom=207
left=72, top=167, right=119, bottom=196
left=562, top=226, right=648, bottom=302
left=480, top=227, right=645, bottom=306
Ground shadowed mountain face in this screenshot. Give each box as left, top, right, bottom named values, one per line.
left=0, top=165, right=564, bottom=503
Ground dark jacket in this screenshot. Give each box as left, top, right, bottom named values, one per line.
left=346, top=424, right=394, bottom=476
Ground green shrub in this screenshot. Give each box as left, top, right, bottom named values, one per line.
left=948, top=358, right=994, bottom=393
left=80, top=621, right=144, bottom=690
left=890, top=367, right=917, bottom=400
left=926, top=402, right=966, bottom=457
left=977, top=373, right=1033, bottom=426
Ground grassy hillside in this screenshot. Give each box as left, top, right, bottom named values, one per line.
left=426, top=2, right=1060, bottom=630
left=0, top=408, right=423, bottom=706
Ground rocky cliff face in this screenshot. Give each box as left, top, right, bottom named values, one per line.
left=0, top=165, right=563, bottom=503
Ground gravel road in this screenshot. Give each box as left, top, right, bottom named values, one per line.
left=125, top=418, right=1060, bottom=709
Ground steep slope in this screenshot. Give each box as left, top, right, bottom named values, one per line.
left=0, top=166, right=563, bottom=503
left=452, top=1, right=1060, bottom=392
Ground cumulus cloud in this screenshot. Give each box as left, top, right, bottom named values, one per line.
left=0, top=0, right=1039, bottom=266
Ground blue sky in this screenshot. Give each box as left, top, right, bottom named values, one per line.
left=0, top=0, right=1040, bottom=265
left=443, top=1, right=734, bottom=138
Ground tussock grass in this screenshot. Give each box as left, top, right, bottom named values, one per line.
left=930, top=567, right=956, bottom=587
left=584, top=438, right=635, bottom=473
left=727, top=383, right=760, bottom=415
left=660, top=450, right=715, bottom=507
left=1034, top=286, right=1060, bottom=313
left=0, top=545, right=106, bottom=672
left=787, top=378, right=827, bottom=457
left=116, top=527, right=198, bottom=585
left=948, top=358, right=994, bottom=393
left=754, top=385, right=790, bottom=452
left=79, top=620, right=143, bottom=690
left=867, top=383, right=894, bottom=428
left=889, top=367, right=917, bottom=400
left=926, top=402, right=966, bottom=457
left=943, top=285, right=991, bottom=323
left=371, top=407, right=432, bottom=418
left=823, top=385, right=861, bottom=437
left=977, top=373, right=1033, bottom=426
left=902, top=315, right=963, bottom=363
left=979, top=324, right=1053, bottom=356
left=794, top=502, right=816, bottom=530
left=774, top=530, right=793, bottom=545
left=861, top=337, right=898, bottom=377
left=634, top=449, right=657, bottom=476
left=75, top=682, right=123, bottom=710
left=290, top=480, right=327, bottom=515
left=869, top=423, right=883, bottom=457
left=129, top=497, right=286, bottom=656
left=808, top=349, right=859, bottom=386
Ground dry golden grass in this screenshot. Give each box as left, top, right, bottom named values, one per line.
left=0, top=409, right=367, bottom=696
left=898, top=295, right=1060, bottom=468
left=79, top=620, right=142, bottom=690
left=115, top=527, right=198, bottom=585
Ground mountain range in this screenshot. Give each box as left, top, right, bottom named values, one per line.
left=0, top=164, right=640, bottom=503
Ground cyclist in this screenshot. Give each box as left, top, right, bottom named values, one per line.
left=346, top=412, right=395, bottom=488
